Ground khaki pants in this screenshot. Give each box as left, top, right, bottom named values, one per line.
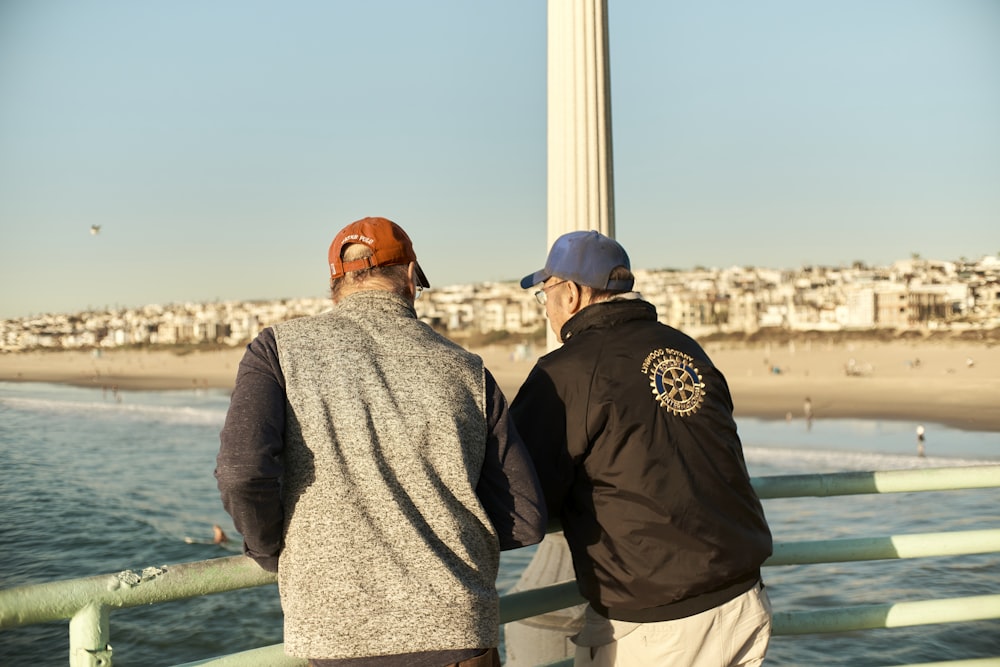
left=572, top=584, right=772, bottom=667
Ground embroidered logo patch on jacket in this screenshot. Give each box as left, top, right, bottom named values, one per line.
left=641, top=348, right=706, bottom=416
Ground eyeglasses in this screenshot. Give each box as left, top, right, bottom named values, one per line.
left=534, top=280, right=567, bottom=305
left=415, top=286, right=424, bottom=300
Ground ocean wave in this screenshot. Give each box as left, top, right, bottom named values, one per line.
left=745, top=445, right=998, bottom=471
left=0, top=395, right=227, bottom=426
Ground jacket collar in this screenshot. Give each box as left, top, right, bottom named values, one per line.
left=337, top=289, right=417, bottom=318
left=560, top=294, right=657, bottom=341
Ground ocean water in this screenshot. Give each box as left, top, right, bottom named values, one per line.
left=0, top=381, right=997, bottom=666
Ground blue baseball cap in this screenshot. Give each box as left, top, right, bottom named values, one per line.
left=520, top=230, right=634, bottom=290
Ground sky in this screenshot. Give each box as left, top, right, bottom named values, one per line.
left=1, top=1, right=998, bottom=320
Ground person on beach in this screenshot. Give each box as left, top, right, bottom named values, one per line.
left=511, top=230, right=773, bottom=667
left=215, top=216, right=547, bottom=667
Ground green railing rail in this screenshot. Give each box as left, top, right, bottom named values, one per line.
left=2, top=464, right=998, bottom=667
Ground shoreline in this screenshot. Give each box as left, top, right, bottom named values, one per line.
left=475, top=340, right=1000, bottom=434
left=1, top=340, right=998, bottom=433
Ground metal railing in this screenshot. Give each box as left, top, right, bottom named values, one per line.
left=2, top=464, right=998, bottom=666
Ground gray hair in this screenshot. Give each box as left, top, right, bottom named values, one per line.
left=330, top=243, right=411, bottom=302
left=587, top=265, right=635, bottom=302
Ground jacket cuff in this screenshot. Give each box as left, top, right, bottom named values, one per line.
left=251, top=555, right=279, bottom=573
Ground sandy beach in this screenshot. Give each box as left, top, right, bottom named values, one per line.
left=1, top=339, right=997, bottom=432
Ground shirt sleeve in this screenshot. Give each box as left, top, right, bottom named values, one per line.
left=214, top=327, right=287, bottom=572
left=476, top=368, right=548, bottom=551
left=509, top=363, right=573, bottom=520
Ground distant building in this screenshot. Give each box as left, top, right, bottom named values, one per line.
left=2, top=255, right=999, bottom=351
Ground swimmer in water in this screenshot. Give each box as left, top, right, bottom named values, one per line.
left=213, top=524, right=230, bottom=544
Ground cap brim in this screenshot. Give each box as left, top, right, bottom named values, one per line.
left=520, top=269, right=548, bottom=289
left=414, top=261, right=430, bottom=288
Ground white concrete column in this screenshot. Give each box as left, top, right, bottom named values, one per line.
left=505, top=2, right=615, bottom=664
left=547, top=0, right=615, bottom=248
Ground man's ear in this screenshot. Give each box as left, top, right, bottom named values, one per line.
left=566, top=281, right=584, bottom=314
left=406, top=262, right=419, bottom=299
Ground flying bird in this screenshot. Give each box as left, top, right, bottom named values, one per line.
left=90, top=225, right=101, bottom=235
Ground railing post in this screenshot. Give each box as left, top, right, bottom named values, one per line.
left=69, top=602, right=112, bottom=667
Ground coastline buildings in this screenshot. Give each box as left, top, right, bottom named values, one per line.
left=2, top=255, right=998, bottom=352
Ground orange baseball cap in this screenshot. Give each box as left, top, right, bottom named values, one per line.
left=328, top=217, right=430, bottom=287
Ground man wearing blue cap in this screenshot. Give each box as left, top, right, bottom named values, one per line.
left=511, top=230, right=773, bottom=667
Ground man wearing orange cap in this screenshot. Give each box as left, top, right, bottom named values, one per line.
left=216, top=217, right=547, bottom=667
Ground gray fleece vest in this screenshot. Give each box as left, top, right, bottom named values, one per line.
left=272, top=291, right=499, bottom=659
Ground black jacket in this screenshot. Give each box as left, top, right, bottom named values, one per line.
left=510, top=297, right=772, bottom=622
